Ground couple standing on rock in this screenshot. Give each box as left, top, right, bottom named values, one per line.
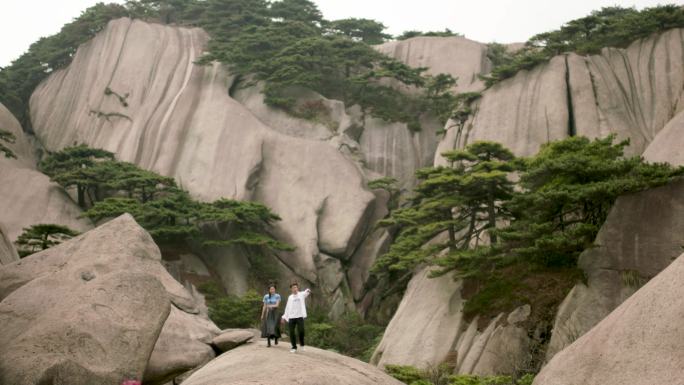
left=261, top=281, right=312, bottom=353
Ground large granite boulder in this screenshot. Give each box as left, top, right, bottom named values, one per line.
left=29, top=18, right=375, bottom=298
left=436, top=28, right=684, bottom=162
left=0, top=214, right=223, bottom=384
left=144, top=307, right=220, bottom=385
left=0, top=215, right=171, bottom=384
left=0, top=102, right=91, bottom=242
left=182, top=343, right=404, bottom=385
left=545, top=178, right=684, bottom=360
left=371, top=268, right=465, bottom=368
left=534, top=253, right=684, bottom=385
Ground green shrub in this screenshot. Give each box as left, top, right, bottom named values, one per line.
left=385, top=365, right=535, bottom=385
left=306, top=310, right=384, bottom=360
left=198, top=283, right=263, bottom=329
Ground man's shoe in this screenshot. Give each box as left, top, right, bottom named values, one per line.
left=289, top=348, right=297, bottom=353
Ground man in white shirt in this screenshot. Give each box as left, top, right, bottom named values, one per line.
left=281, top=282, right=311, bottom=353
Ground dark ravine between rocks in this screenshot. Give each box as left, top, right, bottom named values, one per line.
left=1, top=6, right=684, bottom=385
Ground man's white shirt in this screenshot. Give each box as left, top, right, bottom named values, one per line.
left=282, top=289, right=311, bottom=321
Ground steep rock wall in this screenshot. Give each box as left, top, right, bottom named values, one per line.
left=371, top=267, right=532, bottom=375
left=376, top=36, right=491, bottom=93
left=29, top=18, right=375, bottom=303
left=545, top=179, right=684, bottom=360
left=0, top=103, right=91, bottom=243
left=436, top=28, right=684, bottom=163
left=535, top=252, right=684, bottom=385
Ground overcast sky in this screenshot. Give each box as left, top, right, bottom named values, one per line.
left=1, top=0, right=680, bottom=67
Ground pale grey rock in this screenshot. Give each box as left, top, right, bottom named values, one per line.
left=507, top=304, right=531, bottom=325
left=643, top=109, right=684, bottom=166
left=180, top=253, right=211, bottom=277
left=376, top=36, right=490, bottom=93
left=360, top=114, right=442, bottom=189
left=316, top=253, right=345, bottom=295
left=546, top=179, right=684, bottom=360
left=144, top=306, right=219, bottom=385
left=233, top=80, right=343, bottom=140
left=183, top=343, right=403, bottom=385
left=211, top=329, right=254, bottom=352
left=0, top=224, right=19, bottom=265
left=0, top=214, right=171, bottom=384
left=437, top=28, right=684, bottom=163
left=29, top=18, right=375, bottom=286
left=535, top=253, right=684, bottom=385
left=469, top=306, right=532, bottom=376
left=371, top=268, right=465, bottom=368
left=457, top=314, right=503, bottom=373
left=436, top=55, right=569, bottom=165
left=348, top=189, right=392, bottom=301
left=0, top=103, right=91, bottom=242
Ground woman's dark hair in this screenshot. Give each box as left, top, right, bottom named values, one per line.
left=268, top=283, right=276, bottom=298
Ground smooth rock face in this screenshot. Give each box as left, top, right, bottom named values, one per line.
left=183, top=343, right=404, bottom=385
left=144, top=306, right=220, bottom=385
left=371, top=268, right=465, bottom=368
left=0, top=224, right=19, bottom=265
left=0, top=214, right=171, bottom=384
left=360, top=115, right=442, bottom=189
left=437, top=28, right=684, bottom=163
left=534, top=253, right=684, bottom=385
left=211, top=329, right=254, bottom=352
left=376, top=36, right=491, bottom=93
left=546, top=179, right=684, bottom=360
left=0, top=103, right=91, bottom=242
left=371, top=265, right=533, bottom=374
left=643, top=109, right=684, bottom=167
left=436, top=55, right=569, bottom=164
left=29, top=18, right=375, bottom=288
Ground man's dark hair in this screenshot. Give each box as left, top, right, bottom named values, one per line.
left=289, top=281, right=299, bottom=288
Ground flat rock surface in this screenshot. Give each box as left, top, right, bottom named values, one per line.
left=183, top=343, right=403, bottom=385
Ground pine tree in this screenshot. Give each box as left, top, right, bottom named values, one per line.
left=15, top=224, right=80, bottom=257
left=40, top=145, right=115, bottom=207
left=373, top=141, right=518, bottom=275
left=0, top=130, right=16, bottom=159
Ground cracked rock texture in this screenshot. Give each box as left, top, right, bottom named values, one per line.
left=545, top=179, right=684, bottom=361
left=0, top=214, right=221, bottom=384
left=535, top=252, right=684, bottom=385
left=436, top=28, right=684, bottom=163
left=0, top=103, right=91, bottom=243
left=29, top=18, right=376, bottom=305
left=371, top=268, right=532, bottom=375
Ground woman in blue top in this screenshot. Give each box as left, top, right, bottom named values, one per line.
left=260, top=283, right=281, bottom=347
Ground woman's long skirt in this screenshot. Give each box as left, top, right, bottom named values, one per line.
left=261, top=308, right=281, bottom=338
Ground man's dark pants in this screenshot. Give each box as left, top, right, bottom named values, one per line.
left=288, top=317, right=305, bottom=349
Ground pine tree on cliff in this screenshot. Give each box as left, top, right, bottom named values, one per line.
left=494, top=135, right=684, bottom=268
left=40, top=145, right=115, bottom=208
left=373, top=141, right=518, bottom=276
left=15, top=224, right=80, bottom=257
